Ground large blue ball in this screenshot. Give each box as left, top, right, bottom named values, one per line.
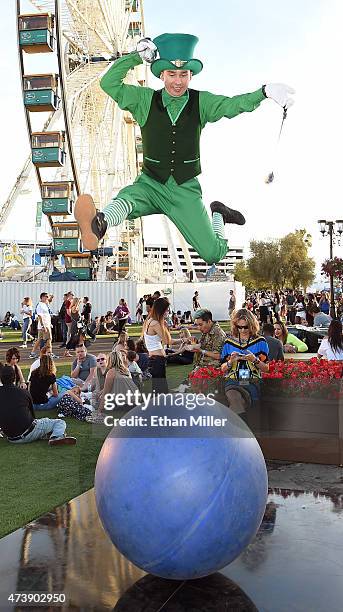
left=95, top=398, right=268, bottom=580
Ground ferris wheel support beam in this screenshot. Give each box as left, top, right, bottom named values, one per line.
left=55, top=0, right=81, bottom=195
left=162, top=217, right=185, bottom=280
left=176, top=228, right=198, bottom=281
left=62, top=32, right=85, bottom=57
left=67, top=63, right=111, bottom=108
left=94, top=0, right=116, bottom=46
left=65, top=0, right=113, bottom=53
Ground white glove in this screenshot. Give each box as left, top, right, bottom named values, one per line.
left=264, top=83, right=295, bottom=109
left=136, top=38, right=158, bottom=64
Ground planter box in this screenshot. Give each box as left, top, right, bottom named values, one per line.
left=248, top=396, right=343, bottom=465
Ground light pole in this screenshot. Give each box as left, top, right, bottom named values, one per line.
left=318, top=219, right=343, bottom=318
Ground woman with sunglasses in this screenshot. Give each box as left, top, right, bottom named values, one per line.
left=6, top=347, right=26, bottom=389
left=92, top=353, right=108, bottom=409
left=221, top=309, right=269, bottom=415
left=99, top=351, right=138, bottom=412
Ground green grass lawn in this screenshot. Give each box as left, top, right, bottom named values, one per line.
left=0, top=322, right=230, bottom=537
left=0, top=322, right=231, bottom=344
left=0, top=362, right=193, bottom=538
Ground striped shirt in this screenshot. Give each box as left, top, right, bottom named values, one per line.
left=221, top=336, right=269, bottom=381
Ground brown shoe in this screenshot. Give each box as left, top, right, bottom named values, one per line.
left=49, top=436, right=77, bottom=446
left=74, top=194, right=107, bottom=250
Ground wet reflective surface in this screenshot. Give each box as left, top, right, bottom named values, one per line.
left=0, top=488, right=342, bottom=611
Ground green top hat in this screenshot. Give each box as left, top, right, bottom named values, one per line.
left=151, top=33, right=203, bottom=78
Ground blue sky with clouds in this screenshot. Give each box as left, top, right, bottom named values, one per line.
left=0, top=0, right=342, bottom=274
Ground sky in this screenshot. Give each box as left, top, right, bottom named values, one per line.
left=1, top=0, right=343, bottom=278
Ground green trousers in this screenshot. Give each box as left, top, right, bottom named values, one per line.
left=116, top=173, right=228, bottom=264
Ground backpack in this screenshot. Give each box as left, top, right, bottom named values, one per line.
left=59, top=301, right=66, bottom=319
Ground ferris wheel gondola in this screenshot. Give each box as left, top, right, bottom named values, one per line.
left=10, top=0, right=163, bottom=281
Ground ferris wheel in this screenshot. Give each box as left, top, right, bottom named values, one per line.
left=2, top=0, right=162, bottom=281
left=1, top=0, right=195, bottom=282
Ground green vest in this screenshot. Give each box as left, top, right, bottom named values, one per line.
left=141, top=89, right=201, bottom=185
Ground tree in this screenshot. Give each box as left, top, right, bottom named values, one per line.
left=233, top=261, right=255, bottom=290
left=279, top=230, right=315, bottom=290
left=234, top=229, right=315, bottom=290
left=248, top=240, right=283, bottom=289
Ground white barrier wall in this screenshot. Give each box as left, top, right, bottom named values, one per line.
left=0, top=280, right=245, bottom=322
left=0, top=281, right=137, bottom=319
left=137, top=281, right=245, bottom=321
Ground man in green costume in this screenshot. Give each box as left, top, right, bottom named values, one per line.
left=75, top=33, right=294, bottom=264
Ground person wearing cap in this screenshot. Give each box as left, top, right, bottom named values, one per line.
left=75, top=33, right=295, bottom=265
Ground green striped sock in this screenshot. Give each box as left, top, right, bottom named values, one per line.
left=212, top=211, right=225, bottom=239
left=103, top=198, right=132, bottom=227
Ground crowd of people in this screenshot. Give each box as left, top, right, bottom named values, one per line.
left=2, top=285, right=343, bottom=447
left=243, top=289, right=337, bottom=327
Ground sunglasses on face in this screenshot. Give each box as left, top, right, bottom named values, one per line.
left=236, top=325, right=249, bottom=330
left=97, top=358, right=106, bottom=362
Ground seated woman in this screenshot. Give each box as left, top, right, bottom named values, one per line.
left=166, top=327, right=195, bottom=365
left=317, top=320, right=343, bottom=361
left=6, top=347, right=26, bottom=389
left=29, top=354, right=65, bottom=410
left=57, top=386, right=93, bottom=421
left=112, top=331, right=129, bottom=354
left=9, top=314, right=21, bottom=331
left=181, top=311, right=193, bottom=325
left=221, top=309, right=269, bottom=415
left=98, top=315, right=111, bottom=335
left=104, top=313, right=115, bottom=331
left=92, top=352, right=108, bottom=409
left=2, top=312, right=12, bottom=327
left=135, top=338, right=150, bottom=376
left=171, top=311, right=180, bottom=328
left=273, top=321, right=308, bottom=353
left=99, top=351, right=138, bottom=412
left=127, top=337, right=136, bottom=352
left=28, top=346, right=53, bottom=381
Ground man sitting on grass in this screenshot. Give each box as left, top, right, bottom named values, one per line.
left=0, top=365, right=76, bottom=446
left=71, top=344, right=97, bottom=389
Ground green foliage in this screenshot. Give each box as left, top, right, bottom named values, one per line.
left=234, top=229, right=315, bottom=290
left=232, top=261, right=255, bottom=290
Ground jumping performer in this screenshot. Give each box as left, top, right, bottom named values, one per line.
left=75, top=33, right=294, bottom=264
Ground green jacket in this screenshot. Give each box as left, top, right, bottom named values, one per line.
left=100, top=52, right=266, bottom=183
left=285, top=333, right=308, bottom=353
